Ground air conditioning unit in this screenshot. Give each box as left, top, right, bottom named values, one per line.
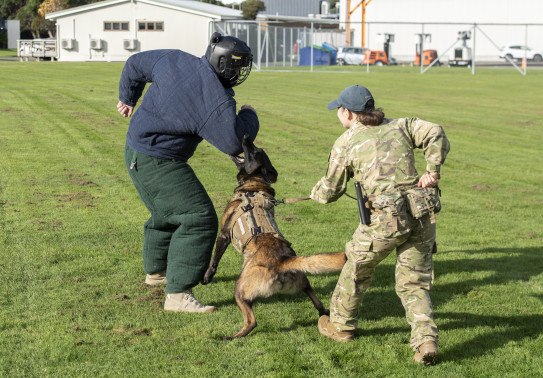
left=123, top=39, right=137, bottom=50
left=61, top=39, right=74, bottom=50
left=90, top=38, right=103, bottom=50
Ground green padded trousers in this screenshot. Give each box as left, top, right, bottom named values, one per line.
left=125, top=145, right=218, bottom=294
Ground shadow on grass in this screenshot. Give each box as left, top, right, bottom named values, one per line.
left=358, top=246, right=543, bottom=360
left=438, top=312, right=543, bottom=363
left=192, top=246, right=543, bottom=353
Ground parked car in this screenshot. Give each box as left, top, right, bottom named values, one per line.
left=499, top=45, right=543, bottom=62
left=336, top=46, right=367, bottom=65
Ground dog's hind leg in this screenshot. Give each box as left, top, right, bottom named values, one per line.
left=226, top=266, right=274, bottom=339
left=225, top=293, right=257, bottom=340
left=301, top=276, right=329, bottom=317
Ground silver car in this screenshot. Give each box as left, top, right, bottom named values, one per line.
left=336, top=46, right=367, bottom=65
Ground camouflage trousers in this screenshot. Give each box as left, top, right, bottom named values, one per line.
left=329, top=214, right=439, bottom=351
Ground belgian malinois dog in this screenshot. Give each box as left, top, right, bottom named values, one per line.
left=202, top=135, right=346, bottom=339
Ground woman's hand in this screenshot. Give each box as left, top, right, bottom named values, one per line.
left=418, top=171, right=439, bottom=188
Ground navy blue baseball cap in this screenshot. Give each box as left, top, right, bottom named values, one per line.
left=327, top=85, right=375, bottom=112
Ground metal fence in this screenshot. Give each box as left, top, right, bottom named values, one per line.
left=212, top=20, right=543, bottom=75
left=212, top=20, right=342, bottom=69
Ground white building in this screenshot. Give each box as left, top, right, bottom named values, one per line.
left=338, top=0, right=543, bottom=62
left=45, top=0, right=243, bottom=62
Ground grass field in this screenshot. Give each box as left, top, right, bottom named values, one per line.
left=0, top=48, right=17, bottom=58
left=1, top=61, right=542, bottom=377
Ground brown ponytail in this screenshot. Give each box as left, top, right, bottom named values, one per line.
left=352, top=108, right=385, bottom=126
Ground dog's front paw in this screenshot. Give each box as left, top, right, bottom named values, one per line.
left=202, top=267, right=216, bottom=285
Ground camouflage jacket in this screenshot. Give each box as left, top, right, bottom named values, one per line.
left=311, top=118, right=450, bottom=203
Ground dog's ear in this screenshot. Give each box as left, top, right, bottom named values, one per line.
left=260, top=152, right=278, bottom=183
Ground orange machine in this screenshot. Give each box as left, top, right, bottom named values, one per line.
left=414, top=50, right=439, bottom=66
left=363, top=50, right=388, bottom=65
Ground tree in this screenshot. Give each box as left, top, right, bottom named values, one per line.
left=16, top=0, right=42, bottom=38
left=35, top=0, right=67, bottom=37
left=0, top=0, right=24, bottom=20
left=241, top=0, right=264, bottom=20
left=38, top=0, right=67, bottom=16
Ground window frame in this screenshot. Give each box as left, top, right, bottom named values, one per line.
left=104, top=21, right=129, bottom=31
left=138, top=21, right=165, bottom=32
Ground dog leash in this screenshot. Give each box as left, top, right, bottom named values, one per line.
left=272, top=197, right=311, bottom=205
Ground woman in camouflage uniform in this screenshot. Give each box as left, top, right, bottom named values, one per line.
left=310, top=85, right=450, bottom=366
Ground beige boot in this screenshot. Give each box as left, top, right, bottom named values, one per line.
left=414, top=341, right=438, bottom=366
left=164, top=290, right=216, bottom=313
left=145, top=271, right=167, bottom=286
left=317, top=315, right=353, bottom=342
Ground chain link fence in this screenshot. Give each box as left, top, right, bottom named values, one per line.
left=212, top=20, right=543, bottom=75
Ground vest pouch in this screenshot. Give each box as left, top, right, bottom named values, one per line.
left=405, top=187, right=435, bottom=219
left=427, top=187, right=441, bottom=214
left=370, top=191, right=409, bottom=236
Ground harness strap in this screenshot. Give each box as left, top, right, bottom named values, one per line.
left=230, top=191, right=290, bottom=253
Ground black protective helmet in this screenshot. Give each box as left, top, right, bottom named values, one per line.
left=205, top=32, right=253, bottom=88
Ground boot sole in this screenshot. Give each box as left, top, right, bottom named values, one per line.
left=164, top=303, right=216, bottom=313
left=318, top=316, right=353, bottom=342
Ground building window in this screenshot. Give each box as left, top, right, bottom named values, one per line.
left=104, top=22, right=129, bottom=31
left=138, top=22, right=164, bottom=31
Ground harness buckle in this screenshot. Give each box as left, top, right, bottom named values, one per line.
left=241, top=204, right=253, bottom=212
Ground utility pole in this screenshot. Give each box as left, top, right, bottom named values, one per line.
left=346, top=0, right=373, bottom=47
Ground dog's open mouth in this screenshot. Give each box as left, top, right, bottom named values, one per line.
left=230, top=155, right=245, bottom=164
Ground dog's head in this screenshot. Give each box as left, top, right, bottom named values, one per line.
left=230, top=134, right=278, bottom=184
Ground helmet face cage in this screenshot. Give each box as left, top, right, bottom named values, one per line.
left=220, top=54, right=253, bottom=87
left=206, top=33, right=253, bottom=88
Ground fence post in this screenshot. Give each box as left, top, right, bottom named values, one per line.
left=523, top=24, right=528, bottom=75
left=472, top=23, right=476, bottom=75
left=366, top=23, right=370, bottom=73
left=310, top=22, right=314, bottom=72
left=420, top=23, right=424, bottom=74
left=246, top=22, right=250, bottom=55
left=274, top=25, right=277, bottom=67
left=265, top=23, right=269, bottom=68
left=290, top=27, right=293, bottom=67
left=257, top=21, right=261, bottom=70
left=283, top=27, right=286, bottom=67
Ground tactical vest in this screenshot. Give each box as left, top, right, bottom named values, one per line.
left=230, top=191, right=290, bottom=253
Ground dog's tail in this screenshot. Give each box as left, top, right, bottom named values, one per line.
left=278, top=252, right=346, bottom=275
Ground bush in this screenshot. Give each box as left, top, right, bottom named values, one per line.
left=0, top=30, right=7, bottom=49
